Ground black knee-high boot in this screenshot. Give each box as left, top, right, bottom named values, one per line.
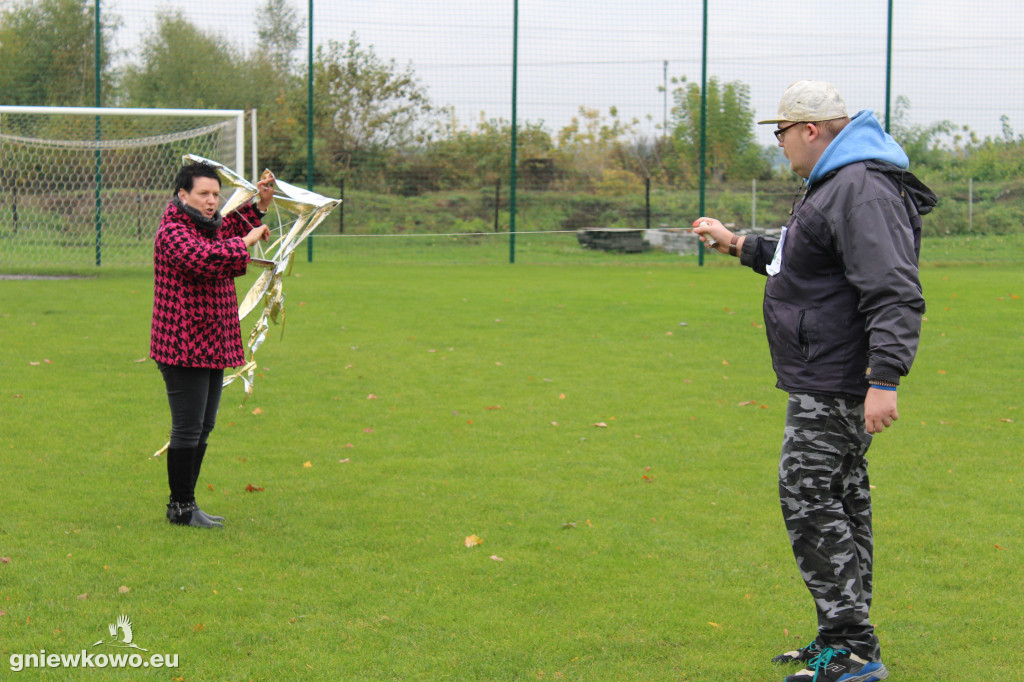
left=166, top=446, right=221, bottom=528
left=191, top=443, right=224, bottom=523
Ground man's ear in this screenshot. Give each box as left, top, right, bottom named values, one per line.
left=804, top=122, right=821, bottom=141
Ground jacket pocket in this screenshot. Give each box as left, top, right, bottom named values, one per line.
left=185, top=307, right=222, bottom=363
left=797, top=308, right=821, bottom=362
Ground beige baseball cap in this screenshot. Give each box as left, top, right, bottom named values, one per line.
left=757, top=80, right=849, bottom=124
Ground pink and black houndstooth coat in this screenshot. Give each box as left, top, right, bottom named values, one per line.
left=150, top=201, right=263, bottom=368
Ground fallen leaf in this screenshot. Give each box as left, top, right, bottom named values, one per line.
left=345, top=443, right=354, bottom=448
left=708, top=622, right=721, bottom=628
left=722, top=360, right=730, bottom=366
left=489, top=555, right=504, bottom=562
left=367, top=394, right=378, bottom=400
left=938, top=369, right=947, bottom=375
left=118, top=586, right=130, bottom=594
left=593, top=422, right=608, bottom=428
left=562, top=522, right=577, bottom=529
left=1000, top=418, right=1014, bottom=423
left=252, top=407, right=263, bottom=416
left=485, top=405, right=502, bottom=410
left=464, top=535, right=482, bottom=548
left=245, top=484, right=264, bottom=492
left=363, top=428, right=373, bottom=433
left=191, top=623, right=205, bottom=632
left=0, top=557, right=9, bottom=564
left=207, top=484, right=214, bottom=491
left=302, top=461, right=313, bottom=468
left=995, top=544, right=1006, bottom=550
left=559, top=393, right=566, bottom=399
left=338, top=458, right=350, bottom=463
left=76, top=594, right=88, bottom=600
left=29, top=361, right=40, bottom=366
left=43, top=359, right=52, bottom=364
left=738, top=400, right=757, bottom=406
left=642, top=475, right=654, bottom=482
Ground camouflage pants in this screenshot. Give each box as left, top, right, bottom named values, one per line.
left=779, top=393, right=880, bottom=661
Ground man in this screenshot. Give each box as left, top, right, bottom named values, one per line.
left=151, top=161, right=273, bottom=527
left=693, top=81, right=936, bottom=682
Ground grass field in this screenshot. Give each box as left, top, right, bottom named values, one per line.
left=1, top=236, right=1022, bottom=680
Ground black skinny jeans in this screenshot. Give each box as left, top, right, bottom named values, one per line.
left=157, top=363, right=225, bottom=449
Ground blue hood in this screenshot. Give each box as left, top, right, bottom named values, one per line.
left=807, top=109, right=909, bottom=187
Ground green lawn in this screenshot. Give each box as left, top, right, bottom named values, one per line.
left=0, top=239, right=1021, bottom=680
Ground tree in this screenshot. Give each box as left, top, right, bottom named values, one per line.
left=313, top=33, right=434, bottom=186
left=666, top=77, right=770, bottom=185
left=256, top=0, right=303, bottom=72
left=120, top=10, right=251, bottom=109
left=554, top=106, right=640, bottom=192
left=0, top=0, right=117, bottom=106
left=249, top=0, right=306, bottom=180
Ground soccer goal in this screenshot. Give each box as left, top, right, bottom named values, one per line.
left=0, top=106, right=247, bottom=268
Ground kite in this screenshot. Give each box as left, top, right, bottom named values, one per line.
left=152, top=155, right=341, bottom=457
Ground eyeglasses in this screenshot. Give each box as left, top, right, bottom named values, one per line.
left=774, top=121, right=803, bottom=142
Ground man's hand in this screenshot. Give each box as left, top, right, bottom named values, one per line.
left=692, top=217, right=741, bottom=255
left=864, top=387, right=899, bottom=434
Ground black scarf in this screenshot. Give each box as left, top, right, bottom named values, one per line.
left=171, top=195, right=223, bottom=233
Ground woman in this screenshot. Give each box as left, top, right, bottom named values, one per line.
left=150, top=161, right=273, bottom=527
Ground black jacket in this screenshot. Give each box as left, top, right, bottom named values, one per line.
left=741, top=160, right=937, bottom=397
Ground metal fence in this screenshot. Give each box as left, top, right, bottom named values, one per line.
left=1, top=0, right=1022, bottom=268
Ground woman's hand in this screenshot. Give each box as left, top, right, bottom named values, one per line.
left=243, top=225, right=271, bottom=248
left=255, top=170, right=275, bottom=212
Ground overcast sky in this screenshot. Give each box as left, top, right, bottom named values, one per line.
left=111, top=0, right=1024, bottom=149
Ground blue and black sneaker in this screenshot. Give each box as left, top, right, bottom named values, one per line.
left=772, top=639, right=821, bottom=664
left=783, top=646, right=889, bottom=682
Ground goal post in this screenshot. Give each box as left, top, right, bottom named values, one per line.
left=0, top=106, right=248, bottom=269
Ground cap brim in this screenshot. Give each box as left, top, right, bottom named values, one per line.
left=757, top=118, right=790, bottom=125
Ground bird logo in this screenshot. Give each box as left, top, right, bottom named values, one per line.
left=92, top=614, right=148, bottom=651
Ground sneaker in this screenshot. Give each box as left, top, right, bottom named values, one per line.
left=783, top=647, right=889, bottom=682
left=772, top=640, right=821, bottom=664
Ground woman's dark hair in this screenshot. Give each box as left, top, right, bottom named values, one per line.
left=174, top=162, right=222, bottom=194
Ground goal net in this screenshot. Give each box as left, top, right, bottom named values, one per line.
left=0, top=106, right=245, bottom=269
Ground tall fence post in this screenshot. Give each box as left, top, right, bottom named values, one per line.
left=698, top=0, right=708, bottom=266
left=885, top=0, right=893, bottom=132
left=508, top=0, right=519, bottom=264
left=93, top=0, right=102, bottom=267
left=306, top=0, right=315, bottom=262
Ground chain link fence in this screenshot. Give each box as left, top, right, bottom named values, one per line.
left=1, top=1, right=1022, bottom=268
